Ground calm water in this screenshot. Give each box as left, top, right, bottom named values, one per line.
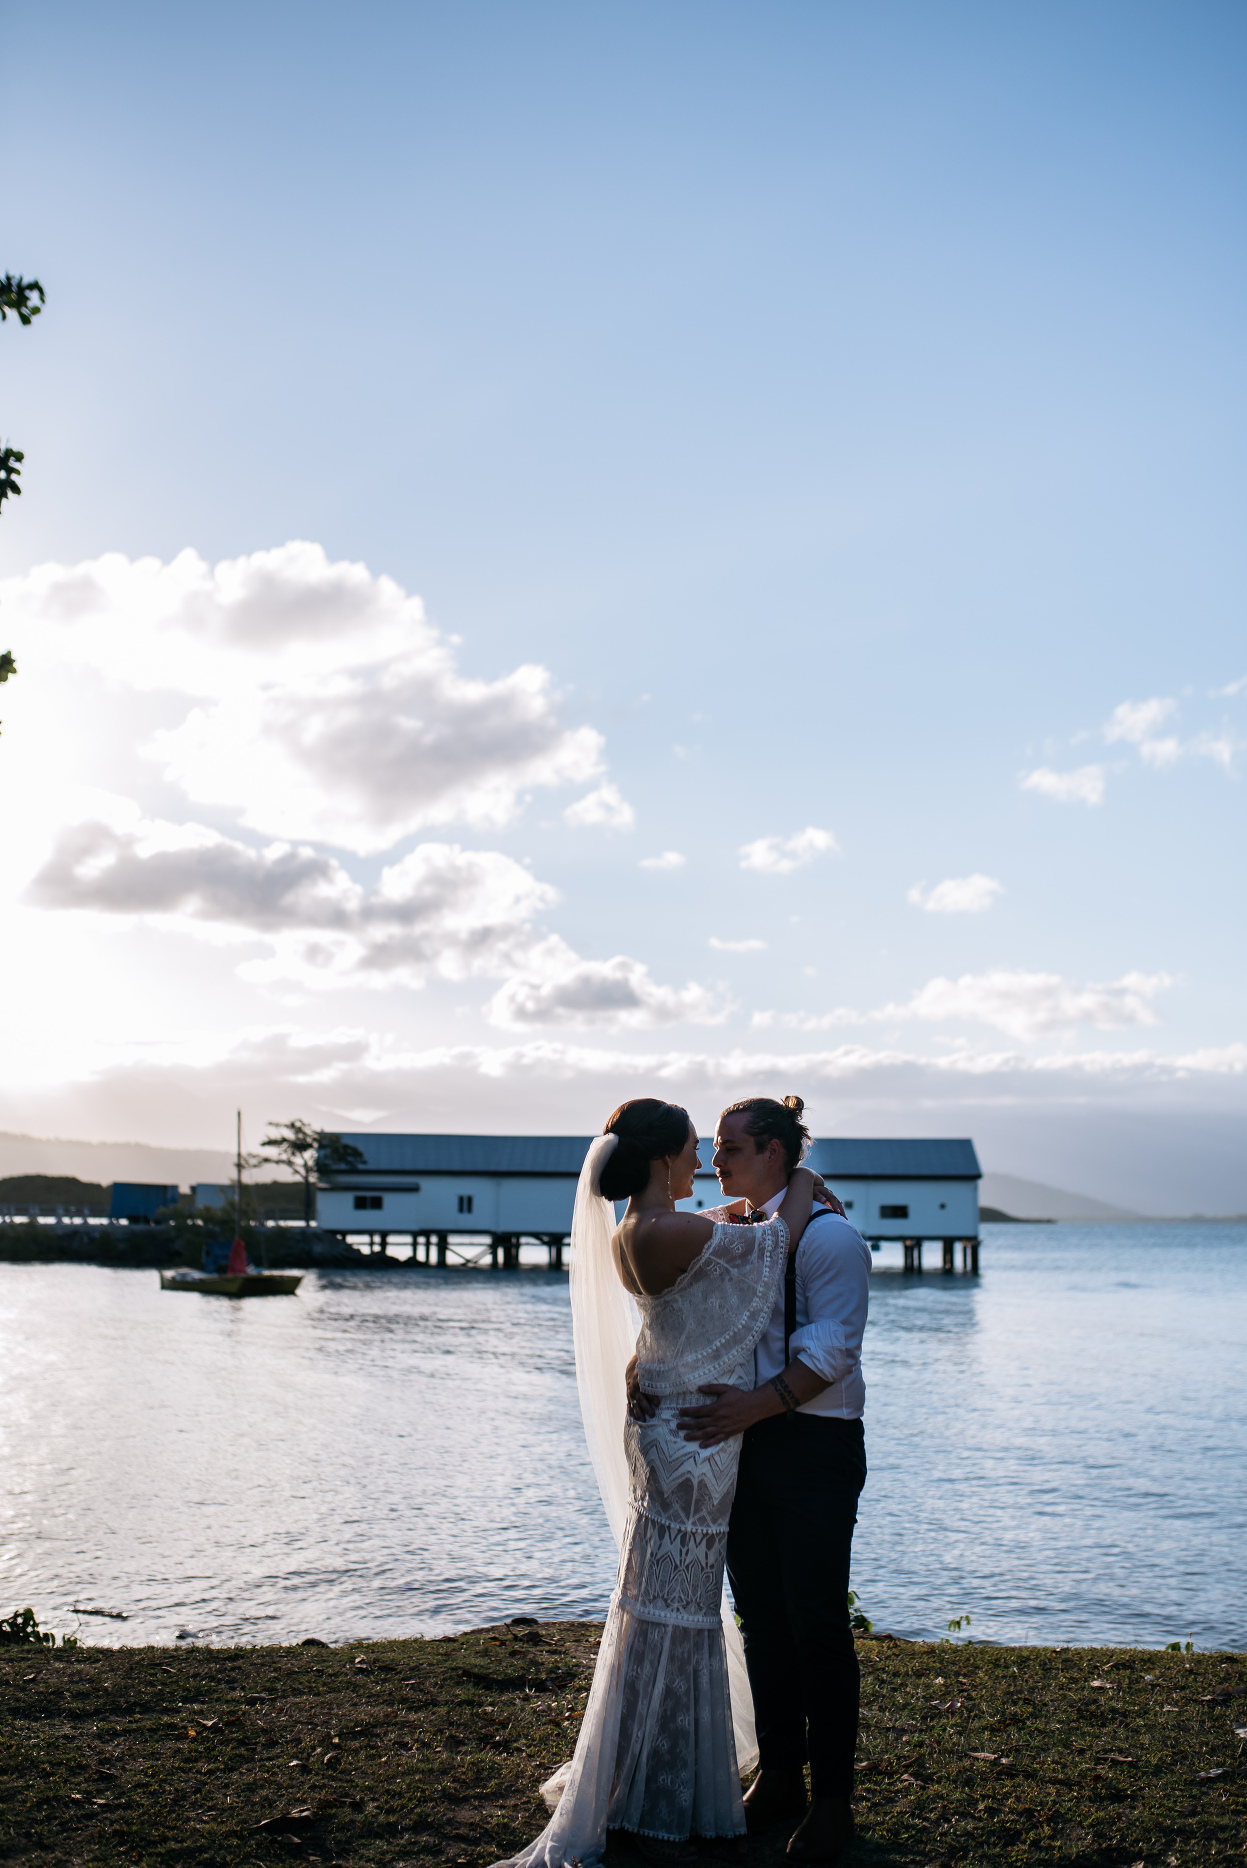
left=1, top=1225, right=1244, bottom=1652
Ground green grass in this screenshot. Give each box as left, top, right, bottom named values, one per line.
left=1, top=1626, right=1243, bottom=1866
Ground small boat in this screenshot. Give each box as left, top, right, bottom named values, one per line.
left=160, top=1111, right=302, bottom=1297
left=160, top=1268, right=303, bottom=1297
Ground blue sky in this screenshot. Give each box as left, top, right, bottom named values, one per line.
left=1, top=1, right=1244, bottom=1211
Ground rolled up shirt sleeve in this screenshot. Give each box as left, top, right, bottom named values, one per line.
left=788, top=1213, right=871, bottom=1403
left=788, top=1316, right=852, bottom=1386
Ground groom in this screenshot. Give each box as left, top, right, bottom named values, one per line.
left=679, top=1097, right=871, bottom=1865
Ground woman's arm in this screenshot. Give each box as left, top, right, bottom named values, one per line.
left=774, top=1164, right=819, bottom=1242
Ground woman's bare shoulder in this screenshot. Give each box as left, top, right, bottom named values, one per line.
left=617, top=1209, right=717, bottom=1294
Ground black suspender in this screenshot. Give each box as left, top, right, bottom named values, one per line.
left=784, top=1241, right=798, bottom=1366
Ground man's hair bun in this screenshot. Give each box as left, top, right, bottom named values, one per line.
left=721, top=1093, right=811, bottom=1172
left=599, top=1098, right=691, bottom=1202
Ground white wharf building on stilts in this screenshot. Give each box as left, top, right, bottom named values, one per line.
left=316, top=1132, right=982, bottom=1271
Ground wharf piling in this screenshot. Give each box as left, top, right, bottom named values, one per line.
left=898, top=1236, right=979, bottom=1274
left=401, top=1232, right=567, bottom=1271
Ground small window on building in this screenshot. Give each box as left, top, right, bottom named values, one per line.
left=354, top=1194, right=383, bottom=1211
left=880, top=1203, right=909, bottom=1220
left=696, top=1200, right=704, bottom=1209
left=843, top=1200, right=854, bottom=1210
left=458, top=1194, right=474, bottom=1215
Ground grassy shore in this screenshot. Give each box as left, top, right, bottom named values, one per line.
left=2, top=1624, right=1243, bottom=1866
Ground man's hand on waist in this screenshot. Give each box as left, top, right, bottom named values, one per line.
left=676, top=1383, right=775, bottom=1446
left=676, top=1358, right=832, bottom=1447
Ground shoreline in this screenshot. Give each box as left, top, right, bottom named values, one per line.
left=2, top=1624, right=1243, bottom=1865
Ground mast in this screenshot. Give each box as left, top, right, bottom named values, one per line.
left=236, top=1109, right=243, bottom=1223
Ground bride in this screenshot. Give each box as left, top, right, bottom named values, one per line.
left=494, top=1097, right=829, bottom=1866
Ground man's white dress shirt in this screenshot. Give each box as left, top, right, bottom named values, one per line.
left=708, top=1191, right=871, bottom=1419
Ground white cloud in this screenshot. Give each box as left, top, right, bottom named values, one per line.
left=3, top=543, right=604, bottom=854
left=1103, top=696, right=1186, bottom=770
left=639, top=851, right=687, bottom=870
left=1190, top=730, right=1242, bottom=774
left=1103, top=697, right=1177, bottom=745
left=754, top=968, right=1173, bottom=1042
left=29, top=815, right=561, bottom=989
left=908, top=875, right=1004, bottom=914
left=1137, top=736, right=1182, bottom=767
left=1020, top=765, right=1106, bottom=806
left=708, top=936, right=767, bottom=952
left=27, top=806, right=728, bottom=1027
left=738, top=826, right=838, bottom=874
left=563, top=782, right=635, bottom=830
left=891, top=968, right=1171, bottom=1039
left=1214, top=675, right=1247, bottom=697
left=485, top=956, right=727, bottom=1029
left=1097, top=695, right=1243, bottom=775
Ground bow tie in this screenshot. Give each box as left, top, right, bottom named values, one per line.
left=731, top=1206, right=771, bottom=1224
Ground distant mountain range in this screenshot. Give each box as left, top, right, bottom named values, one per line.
left=0, top=1130, right=1234, bottom=1221
left=978, top=1173, right=1140, bottom=1221
left=0, top=1130, right=234, bottom=1187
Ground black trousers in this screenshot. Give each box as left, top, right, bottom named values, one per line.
left=726, top=1413, right=867, bottom=1800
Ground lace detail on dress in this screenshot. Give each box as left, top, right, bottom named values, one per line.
left=633, top=1220, right=789, bottom=1395
left=492, top=1212, right=790, bottom=1866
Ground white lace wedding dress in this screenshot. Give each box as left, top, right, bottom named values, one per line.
left=494, top=1136, right=789, bottom=1867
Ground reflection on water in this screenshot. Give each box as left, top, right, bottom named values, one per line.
left=0, top=1225, right=1243, bottom=1651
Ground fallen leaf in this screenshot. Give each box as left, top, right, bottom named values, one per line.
left=1104, top=1755, right=1136, bottom=1764
left=968, top=1752, right=997, bottom=1760
left=1196, top=1768, right=1226, bottom=1780
left=1162, top=1705, right=1180, bottom=1712
left=186, top=1729, right=196, bottom=1738
left=1088, top=1680, right=1113, bottom=1689
left=1234, top=1725, right=1247, bottom=1740
left=251, top=1811, right=317, bottom=1835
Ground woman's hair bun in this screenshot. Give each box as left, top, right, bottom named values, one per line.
left=781, top=1094, right=805, bottom=1116
left=599, top=1134, right=650, bottom=1202
left=598, top=1097, right=691, bottom=1203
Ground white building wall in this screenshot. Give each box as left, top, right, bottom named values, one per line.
left=684, top=1170, right=978, bottom=1236
left=318, top=1171, right=977, bottom=1237
left=317, top=1175, right=579, bottom=1234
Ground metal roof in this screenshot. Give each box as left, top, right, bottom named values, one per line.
left=322, top=1134, right=596, bottom=1177
left=321, top=1133, right=980, bottom=1181
left=807, top=1138, right=980, bottom=1180
left=692, top=1138, right=980, bottom=1180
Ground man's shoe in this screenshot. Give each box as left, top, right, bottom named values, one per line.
left=742, top=1768, right=807, bottom=1834
left=785, top=1796, right=854, bottom=1864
